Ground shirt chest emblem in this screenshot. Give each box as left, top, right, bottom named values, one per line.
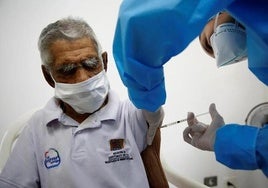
left=105, top=138, right=133, bottom=164
left=44, top=148, right=61, bottom=169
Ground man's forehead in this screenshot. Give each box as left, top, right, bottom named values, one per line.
left=50, top=38, right=98, bottom=64
left=51, top=37, right=95, bottom=50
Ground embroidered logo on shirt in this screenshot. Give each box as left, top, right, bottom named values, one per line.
left=105, top=139, right=133, bottom=163
left=44, top=148, right=61, bottom=169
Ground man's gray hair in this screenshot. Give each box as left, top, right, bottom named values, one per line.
left=38, top=17, right=102, bottom=67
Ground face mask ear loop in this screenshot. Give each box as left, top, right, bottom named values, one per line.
left=213, top=12, right=220, bottom=32
left=49, top=71, right=57, bottom=83
left=234, top=20, right=239, bottom=29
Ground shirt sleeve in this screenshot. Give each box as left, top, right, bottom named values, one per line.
left=124, top=100, right=148, bottom=152
left=0, top=124, right=40, bottom=188
left=112, top=0, right=233, bottom=111
left=214, top=124, right=268, bottom=177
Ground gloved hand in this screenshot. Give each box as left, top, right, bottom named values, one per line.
left=142, top=107, right=164, bottom=145
left=183, top=103, right=225, bottom=151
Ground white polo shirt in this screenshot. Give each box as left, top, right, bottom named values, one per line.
left=0, top=90, right=149, bottom=188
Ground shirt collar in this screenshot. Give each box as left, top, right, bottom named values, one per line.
left=44, top=90, right=119, bottom=127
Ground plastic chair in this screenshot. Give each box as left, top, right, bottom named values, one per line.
left=0, top=109, right=37, bottom=172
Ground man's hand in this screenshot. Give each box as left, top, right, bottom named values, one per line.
left=183, top=103, right=225, bottom=151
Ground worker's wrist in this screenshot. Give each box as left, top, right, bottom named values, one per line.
left=142, top=107, right=164, bottom=126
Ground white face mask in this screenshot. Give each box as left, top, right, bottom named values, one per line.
left=210, top=13, right=247, bottom=67
left=54, top=70, right=110, bottom=114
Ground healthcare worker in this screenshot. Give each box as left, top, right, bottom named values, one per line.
left=183, top=11, right=268, bottom=177
left=113, top=0, right=268, bottom=112
left=113, top=0, right=268, bottom=177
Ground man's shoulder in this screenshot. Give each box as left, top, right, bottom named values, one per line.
left=26, top=97, right=62, bottom=128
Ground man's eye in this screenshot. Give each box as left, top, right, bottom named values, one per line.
left=56, top=65, right=77, bottom=75
left=82, top=57, right=100, bottom=70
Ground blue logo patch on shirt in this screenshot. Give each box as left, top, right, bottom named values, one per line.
left=44, top=148, right=61, bottom=169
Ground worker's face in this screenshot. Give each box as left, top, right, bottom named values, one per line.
left=47, top=37, right=107, bottom=84
left=199, top=12, right=235, bottom=57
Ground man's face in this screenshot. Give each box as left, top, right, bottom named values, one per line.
left=49, top=37, right=103, bottom=84
left=199, top=12, right=235, bottom=57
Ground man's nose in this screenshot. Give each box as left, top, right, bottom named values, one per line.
left=75, top=68, right=90, bottom=83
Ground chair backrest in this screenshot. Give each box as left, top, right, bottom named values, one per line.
left=0, top=109, right=38, bottom=172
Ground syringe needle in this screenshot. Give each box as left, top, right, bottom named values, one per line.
left=160, top=112, right=209, bottom=128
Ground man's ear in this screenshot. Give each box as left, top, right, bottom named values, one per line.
left=41, top=65, right=55, bottom=88
left=199, top=34, right=215, bottom=58
left=199, top=20, right=215, bottom=58
left=102, top=51, right=108, bottom=71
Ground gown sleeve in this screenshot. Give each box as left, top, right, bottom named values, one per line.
left=214, top=124, right=268, bottom=177
left=112, top=0, right=233, bottom=111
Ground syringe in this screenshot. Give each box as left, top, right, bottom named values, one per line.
left=160, top=112, right=209, bottom=128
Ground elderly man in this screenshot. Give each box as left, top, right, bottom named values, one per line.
left=0, top=17, right=168, bottom=188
